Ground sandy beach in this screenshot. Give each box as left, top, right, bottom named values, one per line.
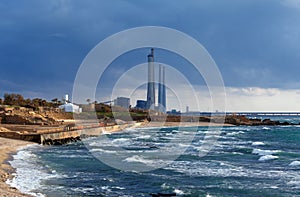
left=0, top=137, right=33, bottom=197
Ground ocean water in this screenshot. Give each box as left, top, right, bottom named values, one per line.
left=7, top=118, right=300, bottom=196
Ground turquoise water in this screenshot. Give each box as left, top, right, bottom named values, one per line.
left=7, top=120, right=300, bottom=196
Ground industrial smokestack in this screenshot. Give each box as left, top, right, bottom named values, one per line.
left=158, top=64, right=166, bottom=113
left=146, top=48, right=155, bottom=110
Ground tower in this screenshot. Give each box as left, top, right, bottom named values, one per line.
left=146, top=48, right=155, bottom=110
left=158, top=64, right=166, bottom=113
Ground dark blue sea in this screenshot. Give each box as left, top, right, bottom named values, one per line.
left=7, top=117, right=300, bottom=197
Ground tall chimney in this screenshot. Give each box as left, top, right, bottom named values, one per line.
left=146, top=48, right=155, bottom=110
left=158, top=64, right=166, bottom=112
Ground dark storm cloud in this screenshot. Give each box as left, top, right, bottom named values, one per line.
left=0, top=0, right=300, bottom=100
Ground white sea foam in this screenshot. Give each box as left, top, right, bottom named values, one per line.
left=226, top=131, right=245, bottom=136
left=89, top=141, right=102, bottom=146
left=100, top=186, right=112, bottom=192
left=289, top=161, right=300, bottom=166
left=174, top=188, right=185, bottom=195
left=161, top=183, right=170, bottom=189
left=71, top=187, right=95, bottom=193
left=90, top=148, right=118, bottom=154
left=112, top=186, right=126, bottom=190
left=232, top=152, right=244, bottom=155
left=165, top=159, right=294, bottom=180
left=262, top=127, right=271, bottom=130
left=6, top=145, right=61, bottom=197
left=123, top=155, right=154, bottom=165
left=112, top=138, right=129, bottom=143
left=252, top=141, right=265, bottom=146
left=223, top=127, right=250, bottom=131
left=178, top=143, right=190, bottom=148
left=252, top=148, right=280, bottom=156
left=258, top=155, right=279, bottom=161
left=136, top=135, right=151, bottom=139
left=56, top=153, right=90, bottom=158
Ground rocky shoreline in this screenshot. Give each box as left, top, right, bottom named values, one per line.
left=214, top=115, right=299, bottom=126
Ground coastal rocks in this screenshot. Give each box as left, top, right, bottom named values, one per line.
left=223, top=115, right=251, bottom=125
left=223, top=115, right=299, bottom=126
left=42, top=136, right=81, bottom=145
left=0, top=106, right=70, bottom=125
left=260, top=118, right=295, bottom=126
left=2, top=114, right=55, bottom=125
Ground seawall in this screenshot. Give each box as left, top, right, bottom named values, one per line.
left=0, top=124, right=130, bottom=145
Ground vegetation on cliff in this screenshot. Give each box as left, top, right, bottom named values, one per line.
left=1, top=93, right=62, bottom=109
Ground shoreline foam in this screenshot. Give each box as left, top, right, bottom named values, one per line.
left=0, top=137, right=34, bottom=196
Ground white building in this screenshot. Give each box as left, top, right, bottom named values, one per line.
left=59, top=94, right=82, bottom=113
left=59, top=103, right=82, bottom=113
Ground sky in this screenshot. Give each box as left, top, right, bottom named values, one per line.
left=1, top=0, right=300, bottom=112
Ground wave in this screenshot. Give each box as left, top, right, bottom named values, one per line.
left=55, top=154, right=91, bottom=158
left=6, top=145, right=61, bottom=197
left=226, top=131, right=245, bottom=136
left=174, top=188, right=185, bottom=195
left=123, top=155, right=154, bottom=165
left=222, top=127, right=250, bottom=131
left=252, top=148, right=280, bottom=156
left=90, top=148, right=118, bottom=154
left=135, top=135, right=151, bottom=139
left=161, top=183, right=170, bottom=189
left=289, top=161, right=300, bottom=166
left=112, top=138, right=130, bottom=144
left=71, top=187, right=95, bottom=193
left=287, top=177, right=300, bottom=188
left=258, top=155, right=279, bottom=161
left=252, top=141, right=265, bottom=146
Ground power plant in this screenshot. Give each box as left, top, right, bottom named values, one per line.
left=144, top=48, right=166, bottom=112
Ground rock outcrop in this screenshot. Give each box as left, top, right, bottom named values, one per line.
left=0, top=106, right=72, bottom=125
left=223, top=115, right=298, bottom=126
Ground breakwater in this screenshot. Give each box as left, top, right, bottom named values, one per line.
left=0, top=123, right=130, bottom=145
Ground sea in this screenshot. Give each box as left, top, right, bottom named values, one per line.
left=6, top=116, right=300, bottom=197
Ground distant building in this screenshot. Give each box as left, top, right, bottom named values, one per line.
left=59, top=103, right=82, bottom=113
left=167, top=109, right=181, bottom=115
left=114, top=97, right=130, bottom=109
left=135, top=100, right=147, bottom=110
left=59, top=94, right=82, bottom=113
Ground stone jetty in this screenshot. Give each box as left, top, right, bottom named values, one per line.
left=0, top=123, right=130, bottom=145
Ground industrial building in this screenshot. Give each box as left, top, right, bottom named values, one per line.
left=114, top=97, right=130, bottom=109
left=135, top=100, right=147, bottom=110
